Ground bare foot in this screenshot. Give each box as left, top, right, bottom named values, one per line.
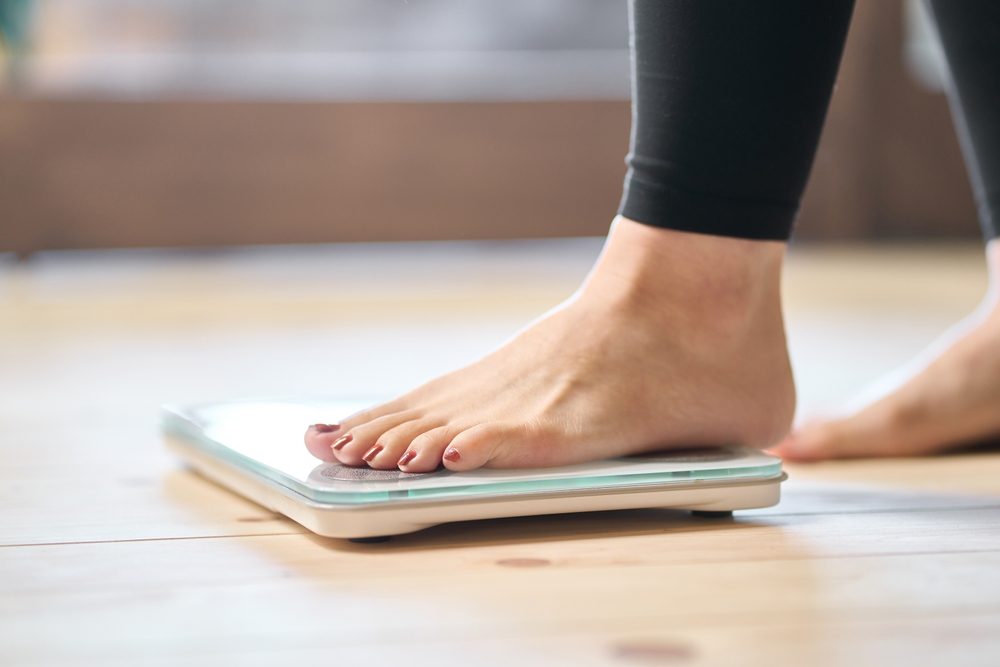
left=772, top=240, right=1000, bottom=462
left=305, top=216, right=794, bottom=472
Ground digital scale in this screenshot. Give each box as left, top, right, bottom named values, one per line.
left=163, top=399, right=787, bottom=541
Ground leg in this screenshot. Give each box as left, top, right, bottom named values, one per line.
left=306, top=0, right=855, bottom=472
left=773, top=1, right=1000, bottom=461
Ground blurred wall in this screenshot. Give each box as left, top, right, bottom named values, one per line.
left=0, top=0, right=983, bottom=254
left=797, top=0, right=980, bottom=240
left=0, top=99, right=630, bottom=251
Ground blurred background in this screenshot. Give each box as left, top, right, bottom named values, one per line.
left=0, top=0, right=983, bottom=254
left=4, top=6, right=997, bottom=659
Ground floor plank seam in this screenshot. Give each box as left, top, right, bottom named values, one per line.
left=0, top=532, right=304, bottom=549
left=754, top=503, right=1000, bottom=517
left=2, top=540, right=999, bottom=568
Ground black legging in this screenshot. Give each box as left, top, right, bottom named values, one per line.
left=618, top=0, right=1000, bottom=242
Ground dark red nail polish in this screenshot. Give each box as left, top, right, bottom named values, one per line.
left=443, top=448, right=461, bottom=462
left=362, top=444, right=383, bottom=462
left=313, top=423, right=340, bottom=434
left=331, top=434, right=353, bottom=451
left=398, top=450, right=416, bottom=466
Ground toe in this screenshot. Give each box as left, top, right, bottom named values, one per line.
left=439, top=423, right=532, bottom=472
left=772, top=420, right=861, bottom=462
left=304, top=423, right=344, bottom=462
left=303, top=398, right=410, bottom=462
left=400, top=425, right=465, bottom=473
left=768, top=432, right=820, bottom=462
left=363, top=419, right=444, bottom=470
left=333, top=411, right=422, bottom=466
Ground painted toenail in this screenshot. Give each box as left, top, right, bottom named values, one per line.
left=443, top=447, right=461, bottom=462
left=331, top=434, right=353, bottom=451
left=397, top=450, right=416, bottom=466
left=313, top=423, right=340, bottom=434
left=362, top=444, right=383, bottom=462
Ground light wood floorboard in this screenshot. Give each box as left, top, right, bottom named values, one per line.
left=1, top=240, right=998, bottom=666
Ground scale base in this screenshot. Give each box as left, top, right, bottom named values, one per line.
left=167, top=436, right=783, bottom=539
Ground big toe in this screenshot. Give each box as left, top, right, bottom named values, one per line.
left=769, top=430, right=830, bottom=462
left=771, top=418, right=878, bottom=462
left=441, top=423, right=561, bottom=471
left=304, top=424, right=344, bottom=462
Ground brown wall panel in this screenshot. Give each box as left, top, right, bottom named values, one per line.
left=0, top=100, right=631, bottom=254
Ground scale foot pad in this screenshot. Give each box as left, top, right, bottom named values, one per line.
left=691, top=510, right=733, bottom=519
left=348, top=536, right=392, bottom=543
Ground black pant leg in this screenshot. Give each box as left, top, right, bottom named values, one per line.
left=618, top=0, right=855, bottom=240
left=925, top=0, right=1000, bottom=241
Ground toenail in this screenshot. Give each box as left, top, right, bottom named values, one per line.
left=331, top=434, right=353, bottom=451
left=443, top=447, right=461, bottom=462
left=397, top=450, right=416, bottom=466
left=362, top=444, right=383, bottom=462
left=313, top=423, right=340, bottom=434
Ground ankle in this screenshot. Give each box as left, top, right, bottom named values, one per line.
left=586, top=217, right=787, bottom=337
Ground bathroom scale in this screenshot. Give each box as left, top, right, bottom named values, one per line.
left=163, top=399, right=787, bottom=540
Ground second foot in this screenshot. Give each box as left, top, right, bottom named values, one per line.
left=772, top=241, right=1000, bottom=462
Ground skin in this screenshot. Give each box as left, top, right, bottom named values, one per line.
left=305, top=216, right=795, bottom=472
left=771, top=239, right=1000, bottom=462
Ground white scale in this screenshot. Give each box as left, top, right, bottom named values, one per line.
left=163, top=399, right=787, bottom=541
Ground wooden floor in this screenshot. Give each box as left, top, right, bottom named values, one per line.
left=2, top=239, right=999, bottom=666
